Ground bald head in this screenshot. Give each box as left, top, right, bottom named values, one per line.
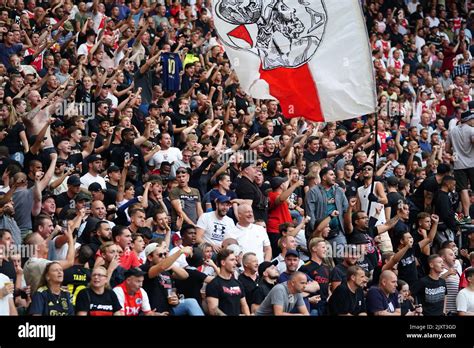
left=237, top=204, right=254, bottom=226
left=288, top=271, right=308, bottom=294
left=379, top=270, right=398, bottom=295
left=13, top=172, right=27, bottom=187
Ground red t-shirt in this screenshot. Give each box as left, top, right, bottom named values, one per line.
left=120, top=249, right=141, bottom=270
left=267, top=191, right=292, bottom=234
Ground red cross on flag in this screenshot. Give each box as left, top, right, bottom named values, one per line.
left=212, top=0, right=377, bottom=122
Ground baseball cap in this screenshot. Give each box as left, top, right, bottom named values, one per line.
left=241, top=162, right=256, bottom=170
left=56, top=158, right=68, bottom=165
left=258, top=260, right=278, bottom=277
left=144, top=242, right=159, bottom=257
left=361, top=162, right=375, bottom=170
left=67, top=175, right=81, bottom=186
left=87, top=154, right=103, bottom=163
left=215, top=195, right=231, bottom=204
left=285, top=249, right=299, bottom=258
left=88, top=182, right=104, bottom=192
left=124, top=267, right=146, bottom=279
left=75, top=191, right=91, bottom=202
left=386, top=147, right=396, bottom=155
left=107, top=165, right=120, bottom=173
left=270, top=176, right=288, bottom=190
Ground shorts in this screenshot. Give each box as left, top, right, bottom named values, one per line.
left=454, top=168, right=474, bottom=191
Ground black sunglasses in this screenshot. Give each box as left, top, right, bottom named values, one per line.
left=176, top=170, right=187, bottom=175
left=158, top=252, right=168, bottom=258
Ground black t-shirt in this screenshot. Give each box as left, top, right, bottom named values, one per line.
left=235, top=176, right=267, bottom=221
left=140, top=262, right=171, bottom=313
left=397, top=244, right=422, bottom=287
left=411, top=175, right=440, bottom=211
left=0, top=122, right=25, bottom=154
left=174, top=268, right=207, bottom=307
left=299, top=260, right=330, bottom=301
left=251, top=279, right=274, bottom=306
left=237, top=273, right=258, bottom=306
left=387, top=191, right=405, bottom=218
left=62, top=265, right=91, bottom=305
left=55, top=191, right=75, bottom=211
left=75, top=287, right=122, bottom=316
left=344, top=179, right=358, bottom=198
left=303, top=150, right=327, bottom=164
left=399, top=150, right=422, bottom=168
left=328, top=281, right=366, bottom=316
left=329, top=263, right=348, bottom=284
left=411, top=276, right=447, bottom=316
left=206, top=276, right=245, bottom=316
left=0, top=259, right=16, bottom=284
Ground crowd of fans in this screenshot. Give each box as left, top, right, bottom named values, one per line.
left=0, top=0, right=473, bottom=317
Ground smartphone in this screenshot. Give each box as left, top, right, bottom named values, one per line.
left=85, top=202, right=91, bottom=209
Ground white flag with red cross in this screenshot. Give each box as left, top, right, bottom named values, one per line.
left=211, top=0, right=377, bottom=122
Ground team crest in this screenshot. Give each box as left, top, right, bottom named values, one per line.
left=214, top=0, right=327, bottom=69
left=136, top=298, right=143, bottom=305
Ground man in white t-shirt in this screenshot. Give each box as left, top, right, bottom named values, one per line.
left=0, top=273, right=16, bottom=315
left=457, top=268, right=474, bottom=315
left=196, top=196, right=235, bottom=251
left=80, top=154, right=107, bottom=190
left=149, top=132, right=182, bottom=168
left=224, top=204, right=272, bottom=264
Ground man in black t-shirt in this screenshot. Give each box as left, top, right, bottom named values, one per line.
left=238, top=252, right=259, bottom=307
left=235, top=162, right=267, bottom=221
left=329, top=246, right=360, bottom=292
left=411, top=254, right=447, bottom=316
left=55, top=175, right=81, bottom=215
left=411, top=164, right=450, bottom=213
left=328, top=265, right=367, bottom=316
left=251, top=261, right=279, bottom=313
left=299, top=237, right=330, bottom=315
left=140, top=240, right=201, bottom=315
left=206, top=248, right=250, bottom=316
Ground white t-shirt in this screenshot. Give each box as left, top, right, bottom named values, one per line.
left=196, top=212, right=236, bottom=246
left=169, top=246, right=187, bottom=268
left=80, top=172, right=107, bottom=190
left=149, top=147, right=182, bottom=168
left=0, top=273, right=13, bottom=315
left=456, top=287, right=474, bottom=313
left=224, top=223, right=271, bottom=264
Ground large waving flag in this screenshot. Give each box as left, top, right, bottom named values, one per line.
left=212, top=0, right=377, bottom=122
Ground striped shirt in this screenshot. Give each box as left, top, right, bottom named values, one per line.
left=441, top=268, right=460, bottom=313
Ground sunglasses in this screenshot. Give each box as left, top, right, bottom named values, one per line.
left=176, top=170, right=187, bottom=175
left=158, top=252, right=168, bottom=258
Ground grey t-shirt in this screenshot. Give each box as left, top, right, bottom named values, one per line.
left=12, top=187, right=34, bottom=230
left=255, top=282, right=305, bottom=316
left=447, top=124, right=474, bottom=170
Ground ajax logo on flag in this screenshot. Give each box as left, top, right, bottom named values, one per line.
left=215, top=0, right=327, bottom=70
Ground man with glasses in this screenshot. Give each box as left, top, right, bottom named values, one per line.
left=140, top=240, right=204, bottom=315
left=357, top=162, right=388, bottom=225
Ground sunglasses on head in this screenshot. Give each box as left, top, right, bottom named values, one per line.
left=176, top=170, right=187, bottom=175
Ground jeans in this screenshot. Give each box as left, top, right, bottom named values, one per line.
left=172, top=298, right=204, bottom=316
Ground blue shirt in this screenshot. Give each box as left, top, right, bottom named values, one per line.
left=161, top=52, right=183, bottom=92
left=366, top=286, right=400, bottom=315
left=0, top=43, right=22, bottom=68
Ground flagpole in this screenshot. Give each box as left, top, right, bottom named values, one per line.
left=367, top=109, right=379, bottom=217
